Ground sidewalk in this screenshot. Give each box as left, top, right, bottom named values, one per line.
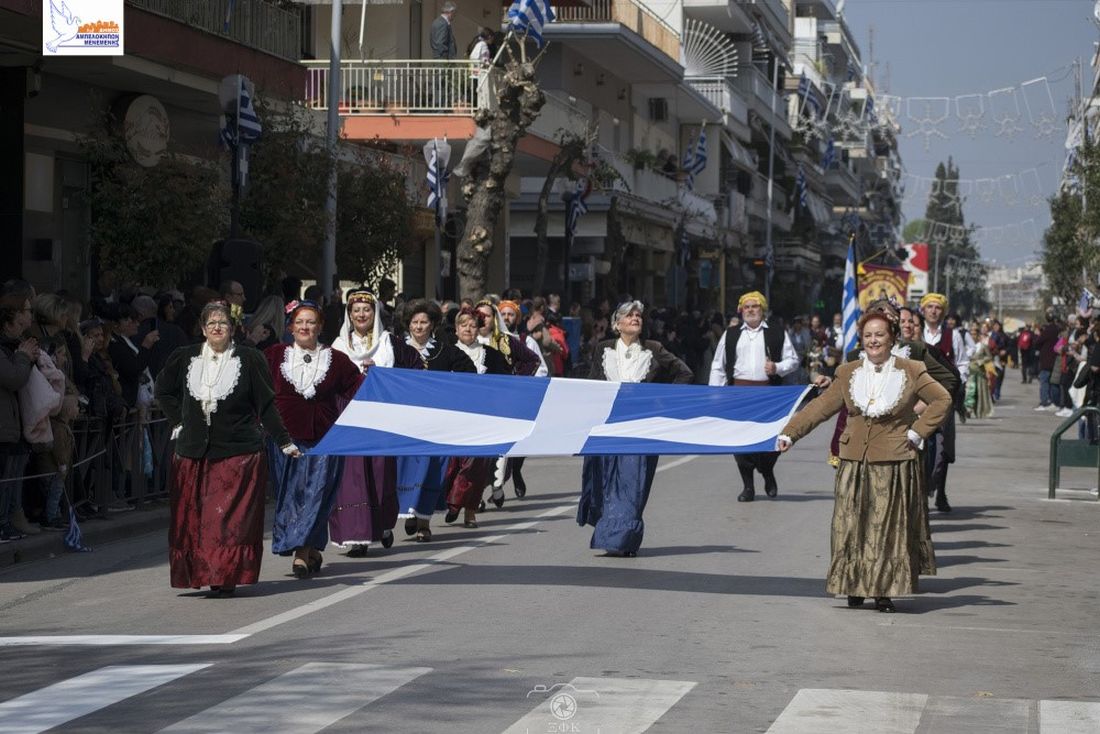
left=0, top=502, right=171, bottom=570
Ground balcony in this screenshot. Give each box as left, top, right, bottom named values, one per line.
left=825, top=162, right=861, bottom=206
left=128, top=0, right=300, bottom=61
left=547, top=0, right=682, bottom=82
left=734, top=66, right=792, bottom=139
left=302, top=60, right=500, bottom=141
left=746, top=172, right=793, bottom=232
left=685, top=77, right=750, bottom=136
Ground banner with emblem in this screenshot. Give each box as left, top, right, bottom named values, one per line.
left=857, top=263, right=910, bottom=310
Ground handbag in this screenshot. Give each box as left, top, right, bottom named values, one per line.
left=1073, top=362, right=1092, bottom=390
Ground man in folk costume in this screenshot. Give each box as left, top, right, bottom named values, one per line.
left=919, top=293, right=966, bottom=513
left=708, top=291, right=800, bottom=502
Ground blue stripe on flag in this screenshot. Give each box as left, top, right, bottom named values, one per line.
left=580, top=434, right=783, bottom=456
left=604, top=383, right=807, bottom=425
left=348, top=369, right=549, bottom=420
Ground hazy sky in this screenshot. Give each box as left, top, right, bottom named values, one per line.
left=842, top=0, right=1097, bottom=266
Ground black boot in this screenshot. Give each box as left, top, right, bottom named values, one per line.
left=762, top=470, right=779, bottom=498
left=935, top=490, right=952, bottom=513
left=737, top=465, right=755, bottom=502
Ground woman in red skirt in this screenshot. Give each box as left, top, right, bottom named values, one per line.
left=154, top=302, right=299, bottom=597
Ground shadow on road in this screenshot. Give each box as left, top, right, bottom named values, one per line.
left=935, top=554, right=1007, bottom=568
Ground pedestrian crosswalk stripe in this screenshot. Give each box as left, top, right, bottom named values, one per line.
left=500, top=677, right=696, bottom=734
left=766, top=689, right=927, bottom=733
left=0, top=664, right=211, bottom=734
left=0, top=634, right=247, bottom=647
left=917, top=695, right=1031, bottom=732
left=1039, top=699, right=1100, bottom=733
left=158, top=663, right=431, bottom=733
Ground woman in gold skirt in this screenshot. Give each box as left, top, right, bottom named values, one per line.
left=778, top=308, right=952, bottom=612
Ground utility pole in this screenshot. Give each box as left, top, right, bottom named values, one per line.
left=764, top=55, right=779, bottom=303
left=322, top=1, right=343, bottom=299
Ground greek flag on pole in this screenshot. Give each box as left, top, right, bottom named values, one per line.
left=426, top=142, right=448, bottom=225
left=797, top=73, right=822, bottom=119
left=565, top=178, right=590, bottom=242
left=64, top=506, right=90, bottom=552
left=842, top=240, right=860, bottom=354
left=312, top=370, right=810, bottom=458
left=683, top=127, right=707, bottom=191
left=796, top=164, right=808, bottom=210
left=507, top=0, right=555, bottom=47
left=220, top=76, right=261, bottom=147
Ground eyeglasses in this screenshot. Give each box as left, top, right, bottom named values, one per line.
left=205, top=322, right=231, bottom=330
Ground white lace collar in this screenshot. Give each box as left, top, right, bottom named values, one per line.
left=849, top=355, right=907, bottom=418
left=406, top=335, right=436, bottom=357
left=280, top=343, right=332, bottom=399
left=186, top=343, right=241, bottom=425
left=603, top=339, right=651, bottom=383
left=456, top=340, right=487, bottom=374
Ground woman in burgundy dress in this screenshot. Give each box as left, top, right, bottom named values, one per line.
left=154, top=302, right=299, bottom=597
left=266, top=300, right=361, bottom=578
left=329, top=287, right=424, bottom=557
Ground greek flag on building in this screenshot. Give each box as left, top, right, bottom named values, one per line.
left=426, top=142, right=449, bottom=225
left=506, top=0, right=555, bottom=47
left=842, top=240, right=860, bottom=354
left=796, top=164, right=808, bottom=210
left=312, top=369, right=810, bottom=458
left=565, top=177, right=591, bottom=242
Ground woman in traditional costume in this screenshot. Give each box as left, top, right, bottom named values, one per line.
left=964, top=324, right=995, bottom=419
left=330, top=287, right=425, bottom=557
left=396, top=299, right=476, bottom=542
left=474, top=298, right=543, bottom=509
left=441, top=307, right=516, bottom=529
left=778, top=309, right=952, bottom=612
left=577, top=301, right=692, bottom=557
left=266, top=300, right=361, bottom=578
left=154, top=302, right=298, bottom=597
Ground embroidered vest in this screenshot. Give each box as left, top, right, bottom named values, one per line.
left=723, top=322, right=785, bottom=385
left=929, top=325, right=955, bottom=365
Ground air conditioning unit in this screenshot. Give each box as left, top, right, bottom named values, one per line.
left=648, top=97, right=668, bottom=121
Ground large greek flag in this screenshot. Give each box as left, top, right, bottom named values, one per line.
left=312, top=369, right=810, bottom=457
left=507, top=0, right=555, bottom=47
left=842, top=240, right=860, bottom=354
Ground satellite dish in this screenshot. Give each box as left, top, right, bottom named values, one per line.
left=682, top=18, right=739, bottom=78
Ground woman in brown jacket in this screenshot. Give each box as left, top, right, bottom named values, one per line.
left=778, top=309, right=952, bottom=612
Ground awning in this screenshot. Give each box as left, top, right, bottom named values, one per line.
left=721, top=131, right=757, bottom=172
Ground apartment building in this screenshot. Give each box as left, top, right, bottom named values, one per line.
left=1, top=0, right=306, bottom=298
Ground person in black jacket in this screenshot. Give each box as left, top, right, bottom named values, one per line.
left=154, top=301, right=298, bottom=597
left=104, top=302, right=158, bottom=409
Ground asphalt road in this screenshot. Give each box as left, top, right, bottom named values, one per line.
left=1, top=377, right=1098, bottom=733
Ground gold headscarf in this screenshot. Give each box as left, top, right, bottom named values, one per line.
left=475, top=298, right=513, bottom=362
left=920, top=293, right=947, bottom=310
left=737, top=291, right=768, bottom=311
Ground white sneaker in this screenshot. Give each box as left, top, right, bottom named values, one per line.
left=1035, top=405, right=1051, bottom=411
left=1055, top=408, right=1074, bottom=417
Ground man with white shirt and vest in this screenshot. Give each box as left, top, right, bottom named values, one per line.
left=709, top=291, right=800, bottom=502
left=920, top=292, right=964, bottom=512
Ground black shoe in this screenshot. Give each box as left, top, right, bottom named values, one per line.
left=875, top=597, right=896, bottom=613
left=513, top=475, right=527, bottom=498
left=490, top=490, right=505, bottom=509
left=404, top=517, right=417, bottom=536
left=307, top=550, right=323, bottom=573
left=444, top=509, right=459, bottom=524
left=737, top=488, right=755, bottom=502
left=381, top=529, right=394, bottom=548
left=935, top=499, right=952, bottom=513
left=764, top=476, right=778, bottom=498
left=847, top=596, right=865, bottom=608
left=346, top=544, right=368, bottom=558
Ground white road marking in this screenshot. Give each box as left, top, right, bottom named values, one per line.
left=0, top=664, right=211, bottom=734
left=501, top=677, right=696, bottom=734
left=767, top=689, right=927, bottom=733
left=1039, top=699, right=1100, bottom=733
left=656, top=454, right=699, bottom=473
left=0, top=634, right=246, bottom=647
left=159, top=663, right=430, bottom=733
left=916, top=695, right=1030, bottom=733
left=230, top=504, right=574, bottom=637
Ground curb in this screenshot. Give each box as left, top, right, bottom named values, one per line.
left=0, top=504, right=171, bottom=570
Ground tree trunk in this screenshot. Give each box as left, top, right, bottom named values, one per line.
left=532, top=130, right=594, bottom=294
left=456, top=45, right=546, bottom=301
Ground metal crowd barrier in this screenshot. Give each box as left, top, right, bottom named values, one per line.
left=1048, top=406, right=1100, bottom=500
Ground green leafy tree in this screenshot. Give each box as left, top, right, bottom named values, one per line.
left=924, top=158, right=988, bottom=317
left=335, top=150, right=413, bottom=285
left=1042, top=190, right=1085, bottom=306
left=80, top=116, right=227, bottom=289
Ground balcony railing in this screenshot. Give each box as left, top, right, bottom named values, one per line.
left=553, top=0, right=680, bottom=63
left=302, top=60, right=499, bottom=116
left=685, top=77, right=749, bottom=127
left=128, top=0, right=300, bottom=61
left=529, top=91, right=590, bottom=141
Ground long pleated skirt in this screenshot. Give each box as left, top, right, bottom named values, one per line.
left=329, top=456, right=398, bottom=545
left=168, top=452, right=267, bottom=589
left=577, top=454, right=659, bottom=554
left=444, top=457, right=494, bottom=511
left=827, top=458, right=937, bottom=598
left=268, top=440, right=344, bottom=555
left=396, top=455, right=450, bottom=519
